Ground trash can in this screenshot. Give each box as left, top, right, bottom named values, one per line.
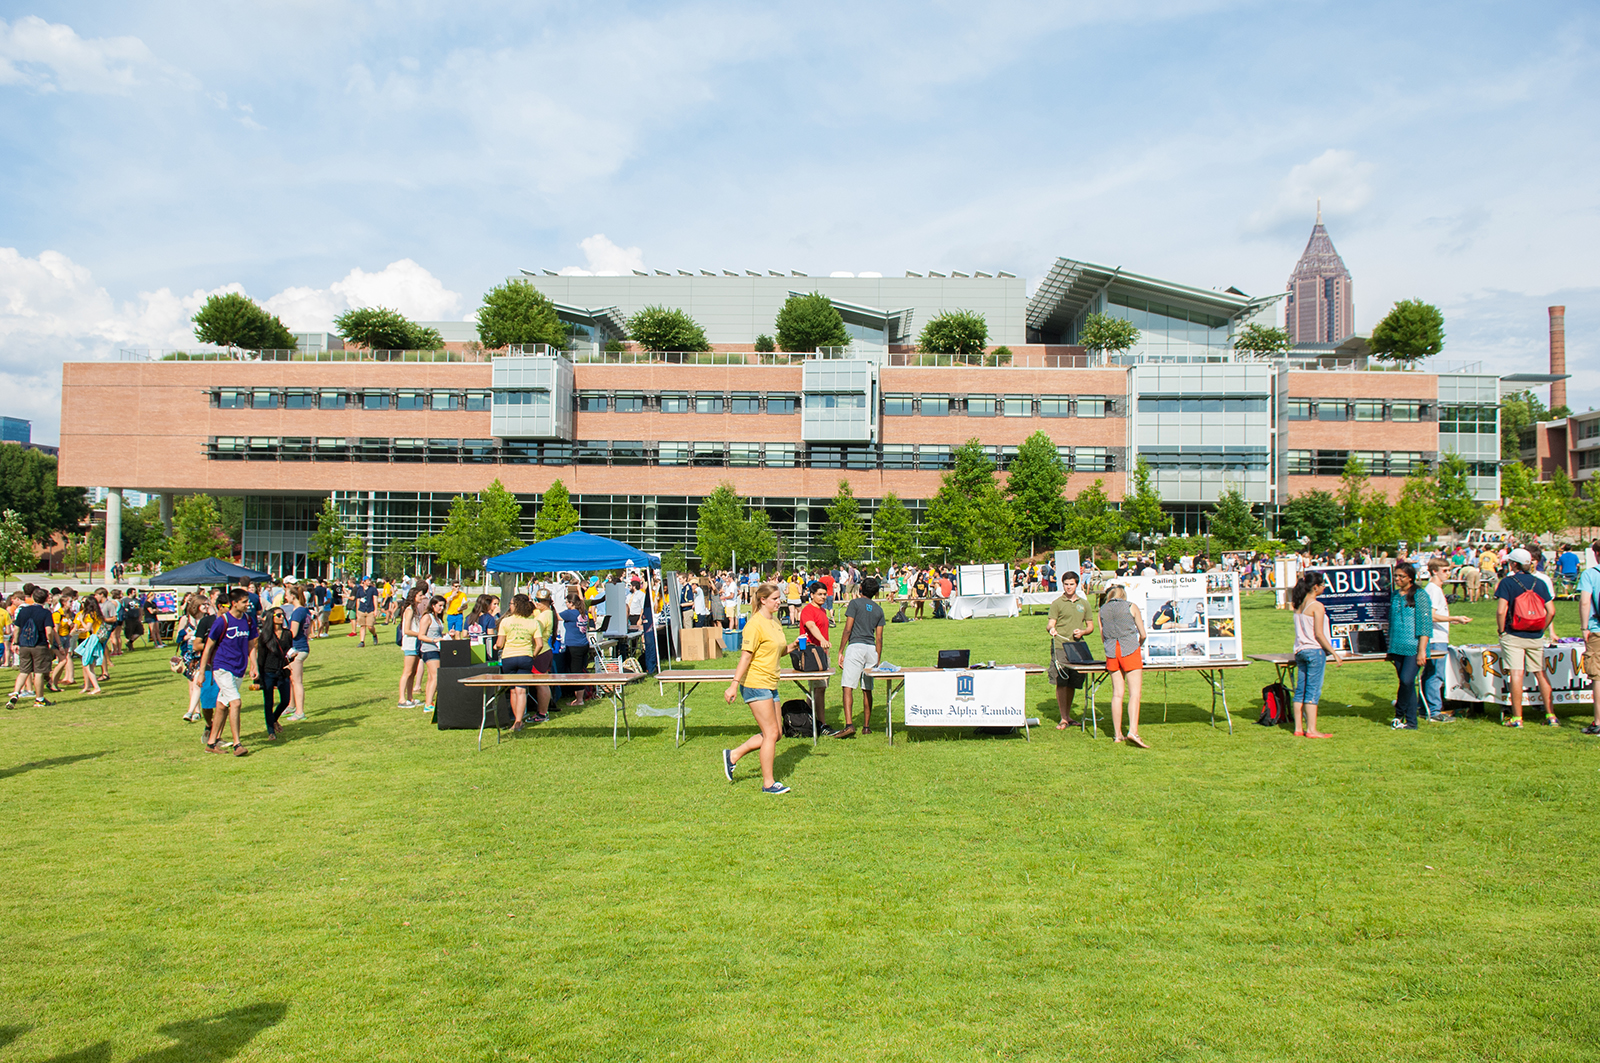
left=722, top=630, right=743, bottom=652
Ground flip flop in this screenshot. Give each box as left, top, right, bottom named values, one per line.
left=1126, top=734, right=1149, bottom=749
left=1057, top=720, right=1069, bottom=730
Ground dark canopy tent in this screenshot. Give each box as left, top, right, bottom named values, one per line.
left=484, top=531, right=661, bottom=672
left=148, top=558, right=271, bottom=586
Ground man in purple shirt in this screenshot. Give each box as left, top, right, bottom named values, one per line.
left=200, top=588, right=259, bottom=756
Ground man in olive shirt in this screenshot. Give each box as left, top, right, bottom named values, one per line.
left=1046, top=572, right=1094, bottom=728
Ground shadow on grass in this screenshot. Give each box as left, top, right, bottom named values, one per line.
left=773, top=740, right=814, bottom=779
left=0, top=1026, right=29, bottom=1050
left=0, top=751, right=111, bottom=780
left=38, top=1002, right=288, bottom=1063
left=272, top=713, right=367, bottom=744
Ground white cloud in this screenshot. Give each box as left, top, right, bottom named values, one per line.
left=262, top=259, right=463, bottom=330
left=1246, top=149, right=1376, bottom=234
left=0, top=15, right=196, bottom=95
left=558, top=235, right=645, bottom=277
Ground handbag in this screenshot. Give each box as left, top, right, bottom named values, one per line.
left=790, top=644, right=827, bottom=672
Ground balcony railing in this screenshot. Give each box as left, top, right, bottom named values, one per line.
left=122, top=347, right=489, bottom=363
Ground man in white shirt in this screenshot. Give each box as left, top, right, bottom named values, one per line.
left=1423, top=558, right=1472, bottom=721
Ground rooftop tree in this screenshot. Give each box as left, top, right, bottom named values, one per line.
left=477, top=280, right=565, bottom=350
left=1369, top=299, right=1444, bottom=365
left=774, top=292, right=848, bottom=353
left=1076, top=312, right=1139, bottom=360
left=334, top=306, right=445, bottom=351
left=918, top=310, right=988, bottom=358
left=1232, top=323, right=1292, bottom=358
left=192, top=292, right=297, bottom=351
left=627, top=306, right=711, bottom=352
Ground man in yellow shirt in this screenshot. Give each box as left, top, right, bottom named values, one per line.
left=445, top=582, right=469, bottom=634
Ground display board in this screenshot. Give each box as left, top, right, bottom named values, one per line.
left=903, top=668, right=1028, bottom=726
left=1117, top=572, right=1243, bottom=664
left=1307, top=565, right=1391, bottom=654
left=1445, top=641, right=1594, bottom=705
left=957, top=564, right=1008, bottom=596
left=1054, top=550, right=1080, bottom=581
left=1273, top=556, right=1301, bottom=609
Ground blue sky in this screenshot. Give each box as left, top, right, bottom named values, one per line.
left=2, top=0, right=1597, bottom=443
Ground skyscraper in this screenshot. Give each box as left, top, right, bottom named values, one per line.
left=1285, top=203, right=1354, bottom=344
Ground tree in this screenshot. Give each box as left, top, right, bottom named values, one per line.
left=1281, top=490, right=1342, bottom=554
left=1076, top=313, right=1140, bottom=358
left=476, top=280, right=565, bottom=350
left=1574, top=479, right=1600, bottom=538
left=343, top=536, right=368, bottom=578
left=192, top=292, right=297, bottom=351
left=164, top=495, right=230, bottom=566
left=380, top=538, right=416, bottom=579
left=1499, top=389, right=1546, bottom=460
left=308, top=498, right=350, bottom=573
left=627, top=306, right=711, bottom=352
left=0, top=445, right=91, bottom=545
left=1360, top=493, right=1398, bottom=550
left=754, top=334, right=775, bottom=354
left=820, top=480, right=865, bottom=563
left=533, top=480, right=580, bottom=542
left=0, top=509, right=34, bottom=589
left=1060, top=479, right=1123, bottom=557
left=1005, top=431, right=1069, bottom=552
left=1232, top=323, right=1292, bottom=358
left=774, top=292, right=848, bottom=353
left=1546, top=468, right=1578, bottom=536
left=1209, top=486, right=1261, bottom=549
left=1120, top=456, right=1166, bottom=542
left=921, top=440, right=1015, bottom=564
left=478, top=479, right=525, bottom=558
left=334, top=306, right=444, bottom=351
left=427, top=494, right=482, bottom=576
left=696, top=483, right=773, bottom=570
left=1369, top=299, right=1445, bottom=365
left=659, top=543, right=689, bottom=574
left=918, top=310, right=988, bottom=357
left=1336, top=454, right=1370, bottom=548
left=741, top=509, right=778, bottom=566
left=1498, top=462, right=1551, bottom=539
left=1434, top=453, right=1485, bottom=534
left=871, top=492, right=917, bottom=566
left=1393, top=471, right=1440, bottom=545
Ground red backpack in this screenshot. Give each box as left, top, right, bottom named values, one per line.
left=1508, top=575, right=1548, bottom=633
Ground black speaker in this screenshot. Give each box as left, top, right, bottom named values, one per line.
left=441, top=639, right=472, bottom=668
left=435, top=663, right=512, bottom=730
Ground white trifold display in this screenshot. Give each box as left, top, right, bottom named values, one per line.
left=1113, top=571, right=1244, bottom=665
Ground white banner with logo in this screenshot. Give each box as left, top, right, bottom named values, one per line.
left=1445, top=641, right=1594, bottom=705
left=903, top=669, right=1028, bottom=727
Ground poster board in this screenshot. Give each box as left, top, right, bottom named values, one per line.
left=1308, top=566, right=1391, bottom=654
left=903, top=669, right=1028, bottom=726
left=1054, top=550, right=1080, bottom=581
left=957, top=564, right=1008, bottom=596
left=1117, top=571, right=1243, bottom=664
left=1445, top=642, right=1594, bottom=705
left=1273, top=556, right=1300, bottom=609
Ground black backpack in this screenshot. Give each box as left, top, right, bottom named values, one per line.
left=1257, top=683, right=1293, bottom=727
left=780, top=698, right=816, bottom=738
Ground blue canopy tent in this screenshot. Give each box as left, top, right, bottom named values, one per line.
left=149, top=558, right=271, bottom=586
left=484, top=531, right=661, bottom=673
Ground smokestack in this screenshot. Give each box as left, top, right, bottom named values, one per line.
left=1549, top=305, right=1567, bottom=413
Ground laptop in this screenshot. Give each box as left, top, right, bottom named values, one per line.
left=936, top=649, right=971, bottom=670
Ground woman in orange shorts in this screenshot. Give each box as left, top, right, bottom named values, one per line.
left=1098, top=584, right=1149, bottom=747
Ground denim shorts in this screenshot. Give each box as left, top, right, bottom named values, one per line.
left=420, top=649, right=440, bottom=663
left=1294, top=648, right=1327, bottom=705
left=740, top=686, right=778, bottom=704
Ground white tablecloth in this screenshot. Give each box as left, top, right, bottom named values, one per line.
left=948, top=595, right=1019, bottom=619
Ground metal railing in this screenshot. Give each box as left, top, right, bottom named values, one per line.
left=122, top=347, right=489, bottom=363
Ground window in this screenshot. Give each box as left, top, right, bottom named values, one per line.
left=1077, top=396, right=1108, bottom=418
left=728, top=442, right=763, bottom=467
left=501, top=441, right=539, bottom=464
left=764, top=443, right=796, bottom=467
left=430, top=391, right=458, bottom=412
left=284, top=389, right=315, bottom=410
left=212, top=436, right=245, bottom=459
left=1578, top=449, right=1600, bottom=470
left=541, top=443, right=572, bottom=465
left=1579, top=418, right=1600, bottom=441
left=246, top=436, right=279, bottom=460
left=1056, top=445, right=1074, bottom=466
left=356, top=438, right=389, bottom=461
left=493, top=389, right=549, bottom=407
left=461, top=439, right=496, bottom=464
left=614, top=392, right=645, bottom=413
left=395, top=390, right=426, bottom=411
left=882, top=444, right=916, bottom=469
left=576, top=441, right=610, bottom=464
left=658, top=442, right=689, bottom=466
left=280, top=437, right=311, bottom=462
left=1389, top=452, right=1426, bottom=476
left=1040, top=395, right=1071, bottom=418
left=391, top=438, right=425, bottom=463
left=251, top=389, right=277, bottom=410
left=1313, top=450, right=1350, bottom=476
left=695, top=392, right=725, bottom=414
left=577, top=391, right=609, bottom=413
left=426, top=439, right=459, bottom=462
left=660, top=392, right=689, bottom=414
left=966, top=394, right=997, bottom=417
left=806, top=392, right=866, bottom=409
left=463, top=390, right=492, bottom=411
left=362, top=391, right=391, bottom=411
left=766, top=394, right=798, bottom=415
left=692, top=441, right=727, bottom=466
left=1353, top=450, right=1386, bottom=475
left=1287, top=399, right=1312, bottom=421
left=1075, top=446, right=1112, bottom=472
left=920, top=394, right=950, bottom=417
left=1389, top=400, right=1423, bottom=422
left=997, top=445, right=1019, bottom=469
left=313, top=437, right=348, bottom=461
left=1141, top=397, right=1269, bottom=414
left=216, top=389, right=248, bottom=410
left=1004, top=395, right=1032, bottom=417
left=611, top=441, right=647, bottom=466
left=883, top=393, right=915, bottom=416
left=1316, top=402, right=1347, bottom=422
left=1353, top=401, right=1385, bottom=422
left=918, top=444, right=953, bottom=470
left=730, top=392, right=760, bottom=414
left=318, top=389, right=346, bottom=410
left=1286, top=450, right=1313, bottom=475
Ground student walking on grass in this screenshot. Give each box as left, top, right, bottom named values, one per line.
left=1495, top=548, right=1556, bottom=728
left=201, top=589, right=259, bottom=757
left=7, top=588, right=57, bottom=709
left=1290, top=572, right=1341, bottom=737
left=723, top=583, right=800, bottom=793
left=258, top=608, right=293, bottom=739
left=1098, top=584, right=1148, bottom=747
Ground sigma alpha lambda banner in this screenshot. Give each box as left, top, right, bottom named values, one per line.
left=903, top=669, right=1028, bottom=726
left=1444, top=641, right=1594, bottom=706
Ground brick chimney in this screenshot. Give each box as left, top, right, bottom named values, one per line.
left=1549, top=305, right=1567, bottom=413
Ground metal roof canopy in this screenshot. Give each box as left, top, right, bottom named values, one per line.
left=550, top=301, right=629, bottom=340
left=788, top=290, right=914, bottom=342
left=1026, top=257, right=1283, bottom=338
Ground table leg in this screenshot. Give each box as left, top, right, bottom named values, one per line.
left=886, top=678, right=898, bottom=745
left=1084, top=673, right=1104, bottom=737
left=478, top=689, right=491, bottom=751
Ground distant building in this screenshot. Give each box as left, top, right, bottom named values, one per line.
left=1, top=416, right=29, bottom=445
left=1286, top=204, right=1355, bottom=345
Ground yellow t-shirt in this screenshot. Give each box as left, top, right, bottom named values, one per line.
left=499, top=614, right=539, bottom=657
left=531, top=609, right=553, bottom=651
left=741, top=613, right=786, bottom=690
left=446, top=591, right=468, bottom=616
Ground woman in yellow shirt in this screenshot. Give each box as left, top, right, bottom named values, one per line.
left=495, top=594, right=545, bottom=730
left=722, top=583, right=800, bottom=794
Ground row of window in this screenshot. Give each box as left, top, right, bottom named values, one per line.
left=882, top=394, right=1114, bottom=418
left=215, top=388, right=493, bottom=412
left=1286, top=399, right=1431, bottom=422
left=1139, top=398, right=1270, bottom=415
left=207, top=437, right=1119, bottom=473
left=1285, top=450, right=1431, bottom=477
left=1436, top=405, right=1500, bottom=434
left=1577, top=450, right=1600, bottom=471
left=1578, top=419, right=1600, bottom=442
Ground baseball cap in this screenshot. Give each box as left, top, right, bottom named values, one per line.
left=283, top=575, right=299, bottom=584
left=1507, top=548, right=1533, bottom=567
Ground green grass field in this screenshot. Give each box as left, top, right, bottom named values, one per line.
left=2, top=592, right=1597, bottom=1062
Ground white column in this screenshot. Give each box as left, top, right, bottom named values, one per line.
left=105, top=489, right=123, bottom=574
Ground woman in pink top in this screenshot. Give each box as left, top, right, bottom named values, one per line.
left=1290, top=571, right=1343, bottom=737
